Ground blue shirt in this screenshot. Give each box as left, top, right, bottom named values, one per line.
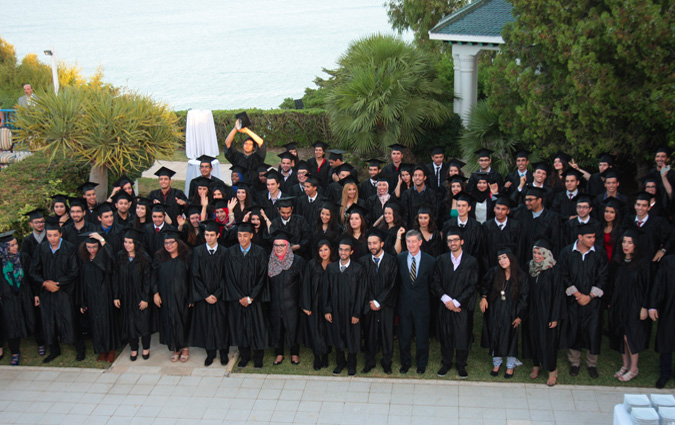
left=240, top=244, right=251, bottom=255
left=406, top=251, right=421, bottom=278
left=49, top=238, right=63, bottom=254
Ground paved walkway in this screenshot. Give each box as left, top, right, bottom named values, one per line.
left=0, top=338, right=670, bottom=425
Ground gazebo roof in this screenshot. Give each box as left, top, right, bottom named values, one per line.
left=429, top=0, right=514, bottom=46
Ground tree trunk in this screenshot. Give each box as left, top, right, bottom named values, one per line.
left=89, top=163, right=108, bottom=203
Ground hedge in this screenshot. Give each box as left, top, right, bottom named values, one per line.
left=0, top=151, right=90, bottom=239
left=175, top=108, right=333, bottom=149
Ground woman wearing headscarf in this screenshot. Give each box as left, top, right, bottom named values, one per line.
left=523, top=237, right=565, bottom=386
left=268, top=230, right=305, bottom=366
left=0, top=231, right=36, bottom=365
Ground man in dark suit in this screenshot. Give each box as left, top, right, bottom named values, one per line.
left=397, top=229, right=436, bottom=374
left=427, top=146, right=449, bottom=192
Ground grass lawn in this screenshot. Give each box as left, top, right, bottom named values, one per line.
left=0, top=338, right=122, bottom=369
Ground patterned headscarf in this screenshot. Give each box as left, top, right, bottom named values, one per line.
left=529, top=245, right=556, bottom=277
left=268, top=240, right=294, bottom=278
left=0, top=240, right=23, bottom=292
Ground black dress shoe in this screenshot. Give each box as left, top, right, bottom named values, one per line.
left=588, top=366, right=599, bottom=379
left=220, top=353, right=228, bottom=366
left=321, top=355, right=329, bottom=368
left=333, top=365, right=344, bottom=375
left=656, top=376, right=669, bottom=389
left=569, top=365, right=580, bottom=376
left=504, top=371, right=514, bottom=379
left=43, top=353, right=61, bottom=364
left=437, top=364, right=450, bottom=377
left=361, top=365, right=373, bottom=374
left=457, top=367, right=468, bottom=379
left=399, top=364, right=410, bottom=374
left=204, top=356, right=214, bottom=367
left=238, top=359, right=249, bottom=368
left=348, top=367, right=356, bottom=376
left=253, top=361, right=263, bottom=369
left=417, top=367, right=425, bottom=375
left=490, top=368, right=500, bottom=377
left=142, top=351, right=150, bottom=360
left=130, top=353, right=138, bottom=362
left=383, top=365, right=393, bottom=374
left=313, top=358, right=322, bottom=371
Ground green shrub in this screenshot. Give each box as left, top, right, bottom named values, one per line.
left=0, top=151, right=90, bottom=239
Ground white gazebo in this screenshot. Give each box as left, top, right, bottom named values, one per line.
left=429, top=0, right=514, bottom=124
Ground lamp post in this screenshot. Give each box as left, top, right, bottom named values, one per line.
left=43, top=49, right=59, bottom=94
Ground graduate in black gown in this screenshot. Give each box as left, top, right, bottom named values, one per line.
left=143, top=204, right=178, bottom=258
left=359, top=228, right=399, bottom=374
left=177, top=205, right=206, bottom=248
left=113, top=228, right=152, bottom=361
left=51, top=194, right=72, bottom=227
left=359, top=159, right=385, bottom=201
left=29, top=216, right=82, bottom=363
left=223, top=113, right=267, bottom=185
left=265, top=197, right=312, bottom=260
left=481, top=197, right=524, bottom=273
left=431, top=228, right=479, bottom=379
left=189, top=220, right=229, bottom=367
left=147, top=167, right=188, bottom=225
left=77, top=232, right=120, bottom=363
left=152, top=231, right=192, bottom=362
left=400, top=164, right=438, bottom=228
left=322, top=237, right=366, bottom=375
left=311, top=201, right=343, bottom=249
left=522, top=237, right=565, bottom=386
left=650, top=254, right=675, bottom=388
left=62, top=198, right=97, bottom=246
left=480, top=248, right=528, bottom=378
left=300, top=239, right=333, bottom=370
left=341, top=204, right=369, bottom=261
left=550, top=168, right=585, bottom=221
left=294, top=174, right=325, bottom=229
left=20, top=208, right=47, bottom=355
left=442, top=192, right=483, bottom=259
left=225, top=222, right=270, bottom=368
left=413, top=206, right=443, bottom=258
left=307, top=141, right=331, bottom=190
left=0, top=231, right=36, bottom=365
left=608, top=229, right=650, bottom=383
left=515, top=187, right=561, bottom=265
left=267, top=230, right=305, bottom=366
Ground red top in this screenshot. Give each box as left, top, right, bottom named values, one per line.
left=604, top=231, right=613, bottom=261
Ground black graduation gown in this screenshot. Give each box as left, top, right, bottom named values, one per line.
left=189, top=244, right=229, bottom=351
left=359, top=179, right=378, bottom=201
left=256, top=193, right=282, bottom=221
left=279, top=172, right=299, bottom=194
left=650, top=255, right=675, bottom=353
left=295, top=195, right=325, bottom=231
left=401, top=186, right=439, bottom=228
left=608, top=259, right=650, bottom=354
left=62, top=221, right=97, bottom=247
left=480, top=268, right=529, bottom=357
left=143, top=223, right=178, bottom=258
left=29, top=239, right=79, bottom=345
left=562, top=217, right=603, bottom=251
left=558, top=243, right=608, bottom=354
left=180, top=224, right=206, bottom=249
left=516, top=208, right=561, bottom=264
left=522, top=266, right=565, bottom=371
left=224, top=243, right=269, bottom=350
left=365, top=194, right=387, bottom=226
left=151, top=255, right=191, bottom=351
left=300, top=259, right=328, bottom=355
left=481, top=218, right=524, bottom=273
left=551, top=191, right=581, bottom=220
left=442, top=217, right=483, bottom=259
left=0, top=252, right=35, bottom=339
left=147, top=187, right=188, bottom=225
left=268, top=255, right=305, bottom=349
left=288, top=182, right=306, bottom=198
left=428, top=162, right=450, bottom=192
left=382, top=163, right=401, bottom=192
left=310, top=225, right=343, bottom=252
left=113, top=250, right=152, bottom=341
left=325, top=181, right=344, bottom=204
left=339, top=232, right=368, bottom=261
left=592, top=192, right=630, bottom=220
left=467, top=170, right=504, bottom=194
left=308, top=157, right=331, bottom=189
left=431, top=252, right=479, bottom=350
left=620, top=214, right=674, bottom=258
left=269, top=215, right=311, bottom=259
left=99, top=223, right=124, bottom=256
left=503, top=170, right=533, bottom=197
left=78, top=243, right=120, bottom=353
left=225, top=144, right=267, bottom=184
left=420, top=230, right=443, bottom=258
left=359, top=253, right=399, bottom=356
left=586, top=172, right=604, bottom=197
left=322, top=260, right=366, bottom=353
left=510, top=184, right=555, bottom=208
left=188, top=175, right=227, bottom=199
left=114, top=211, right=135, bottom=228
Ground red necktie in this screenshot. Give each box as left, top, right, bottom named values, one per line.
left=637, top=221, right=643, bottom=228
left=155, top=227, right=160, bottom=233
left=569, top=194, right=573, bottom=200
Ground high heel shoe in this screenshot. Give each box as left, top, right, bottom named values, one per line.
left=130, top=351, right=138, bottom=361
left=142, top=349, right=150, bottom=360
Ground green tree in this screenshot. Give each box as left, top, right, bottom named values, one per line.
left=325, top=34, right=452, bottom=154
left=486, top=0, right=675, bottom=170
left=385, top=0, right=468, bottom=50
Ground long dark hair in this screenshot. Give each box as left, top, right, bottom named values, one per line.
left=189, top=187, right=213, bottom=206
left=314, top=239, right=337, bottom=263
left=315, top=207, right=339, bottom=234
left=346, top=211, right=367, bottom=238
left=134, top=204, right=148, bottom=229
left=490, top=252, right=523, bottom=301
left=155, top=239, right=191, bottom=262
left=414, top=212, right=437, bottom=233
left=601, top=204, right=623, bottom=245
left=117, top=239, right=150, bottom=267
left=78, top=239, right=100, bottom=261
left=377, top=205, right=404, bottom=230
left=613, top=230, right=642, bottom=265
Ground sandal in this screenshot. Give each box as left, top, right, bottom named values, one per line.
left=291, top=356, right=300, bottom=365
left=530, top=366, right=541, bottom=379
left=504, top=369, right=514, bottom=379
left=546, top=370, right=558, bottom=387
left=180, top=349, right=190, bottom=363
left=171, top=352, right=180, bottom=362
left=619, top=369, right=638, bottom=382
left=38, top=346, right=46, bottom=356
left=10, top=354, right=20, bottom=366
left=490, top=366, right=500, bottom=377
left=614, top=367, right=629, bottom=378
left=273, top=356, right=284, bottom=366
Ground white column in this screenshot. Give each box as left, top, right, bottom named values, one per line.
left=451, top=44, right=484, bottom=125
left=452, top=52, right=462, bottom=116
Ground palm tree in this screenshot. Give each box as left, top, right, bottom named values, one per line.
left=325, top=34, right=452, bottom=155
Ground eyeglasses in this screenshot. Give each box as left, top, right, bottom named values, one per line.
left=273, top=243, right=287, bottom=248
left=164, top=240, right=177, bottom=245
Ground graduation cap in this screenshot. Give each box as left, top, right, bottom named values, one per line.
left=77, top=231, right=103, bottom=243
left=151, top=203, right=167, bottom=214
left=375, top=173, right=389, bottom=183
left=575, top=194, right=593, bottom=205
left=399, top=163, right=414, bottom=173
left=446, top=174, right=468, bottom=184
left=296, top=160, right=310, bottom=172
left=123, top=227, right=143, bottom=241
left=77, top=181, right=99, bottom=193
left=112, top=191, right=134, bottom=203
left=525, top=186, right=546, bottom=199
left=282, top=142, right=297, bottom=152
left=474, top=148, right=494, bottom=158
left=388, top=143, right=406, bottom=152
left=514, top=149, right=531, bottom=159
left=24, top=208, right=46, bottom=221
left=327, top=149, right=345, bottom=160
left=244, top=203, right=264, bottom=215
left=234, top=181, right=251, bottom=191
left=235, top=111, right=251, bottom=128
left=271, top=229, right=293, bottom=243
left=338, top=235, right=355, bottom=248
left=533, top=235, right=555, bottom=252
left=577, top=223, right=597, bottom=236
left=383, top=200, right=402, bottom=213
left=154, top=167, right=176, bottom=178
left=633, top=191, right=653, bottom=202
left=554, top=151, right=572, bottom=163
left=339, top=175, right=359, bottom=187
left=186, top=204, right=202, bottom=217
left=265, top=169, right=283, bottom=181
left=532, top=162, right=550, bottom=174
left=50, top=194, right=69, bottom=205
left=496, top=243, right=517, bottom=256
left=562, top=168, right=585, bottom=182
left=0, top=230, right=16, bottom=244
left=197, top=155, right=216, bottom=166
left=417, top=203, right=434, bottom=216
left=600, top=169, right=621, bottom=180
left=136, top=197, right=153, bottom=208
left=278, top=151, right=297, bottom=162
left=304, top=174, right=320, bottom=186
left=234, top=221, right=255, bottom=234
left=365, top=158, right=385, bottom=168
left=413, top=164, right=430, bottom=177
left=113, top=175, right=133, bottom=188
left=256, top=163, right=272, bottom=173
left=444, top=226, right=464, bottom=238
left=472, top=171, right=495, bottom=184
left=94, top=202, right=114, bottom=216
left=655, top=146, right=671, bottom=156
left=336, top=163, right=355, bottom=175
left=191, top=176, right=212, bottom=188
left=230, top=164, right=247, bottom=176
left=69, top=197, right=87, bottom=210
left=447, top=158, right=466, bottom=169
left=640, top=175, right=658, bottom=187
left=453, top=191, right=476, bottom=204
left=366, top=227, right=387, bottom=242
left=494, top=196, right=514, bottom=208
left=312, top=141, right=329, bottom=149
left=275, top=197, right=296, bottom=209
left=202, top=219, right=222, bottom=233
left=320, top=200, right=341, bottom=212
left=601, top=196, right=626, bottom=211
left=346, top=203, right=368, bottom=217
left=213, top=199, right=228, bottom=211
left=621, top=227, right=643, bottom=243
left=44, top=216, right=61, bottom=231
left=162, top=230, right=182, bottom=241
left=597, top=153, right=615, bottom=165
left=430, top=146, right=445, bottom=156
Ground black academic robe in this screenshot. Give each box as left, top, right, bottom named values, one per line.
left=420, top=230, right=443, bottom=258
left=516, top=208, right=561, bottom=264
left=310, top=225, right=343, bottom=252
left=189, top=244, right=229, bottom=351
left=99, top=223, right=124, bottom=256
left=522, top=266, right=565, bottom=371
left=21, top=232, right=44, bottom=293
left=113, top=250, right=152, bottom=341
left=467, top=169, right=504, bottom=194
left=322, top=260, right=366, bottom=353
left=510, top=184, right=554, bottom=208
left=359, top=253, right=399, bottom=357
left=300, top=259, right=329, bottom=355
left=442, top=217, right=483, bottom=259
left=151, top=255, right=191, bottom=351
left=365, top=194, right=388, bottom=226
left=143, top=223, right=178, bottom=258
left=480, top=268, right=529, bottom=357
left=647, top=167, right=675, bottom=205
left=256, top=193, right=282, bottom=221
left=620, top=214, right=674, bottom=258
left=428, top=162, right=450, bottom=192
left=359, top=179, right=378, bottom=201
left=562, top=217, right=603, bottom=251
left=147, top=188, right=188, bottom=225
left=308, top=157, right=331, bottom=189
left=180, top=224, right=206, bottom=249
left=558, top=243, right=608, bottom=354
left=586, top=172, right=604, bottom=197
left=225, top=144, right=267, bottom=184
left=279, top=172, right=299, bottom=194
left=650, top=255, right=675, bottom=353
left=288, top=182, right=306, bottom=198
left=224, top=243, right=269, bottom=350
left=592, top=192, right=630, bottom=220
left=481, top=218, right=524, bottom=273
left=0, top=252, right=35, bottom=339
left=29, top=239, right=79, bottom=345
left=78, top=243, right=120, bottom=353
left=339, top=232, right=368, bottom=261
left=268, top=255, right=305, bottom=349
left=608, top=259, right=650, bottom=354
left=62, top=221, right=97, bottom=247
left=295, top=195, right=325, bottom=231
left=431, top=252, right=478, bottom=350
left=503, top=170, right=533, bottom=197
left=188, top=175, right=227, bottom=199
left=551, top=191, right=581, bottom=220
left=85, top=206, right=99, bottom=226
left=401, top=186, right=439, bottom=228
left=382, top=163, right=402, bottom=192
left=269, top=215, right=312, bottom=259
left=382, top=226, right=402, bottom=257
left=325, top=181, right=344, bottom=203
left=113, top=211, right=135, bottom=228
